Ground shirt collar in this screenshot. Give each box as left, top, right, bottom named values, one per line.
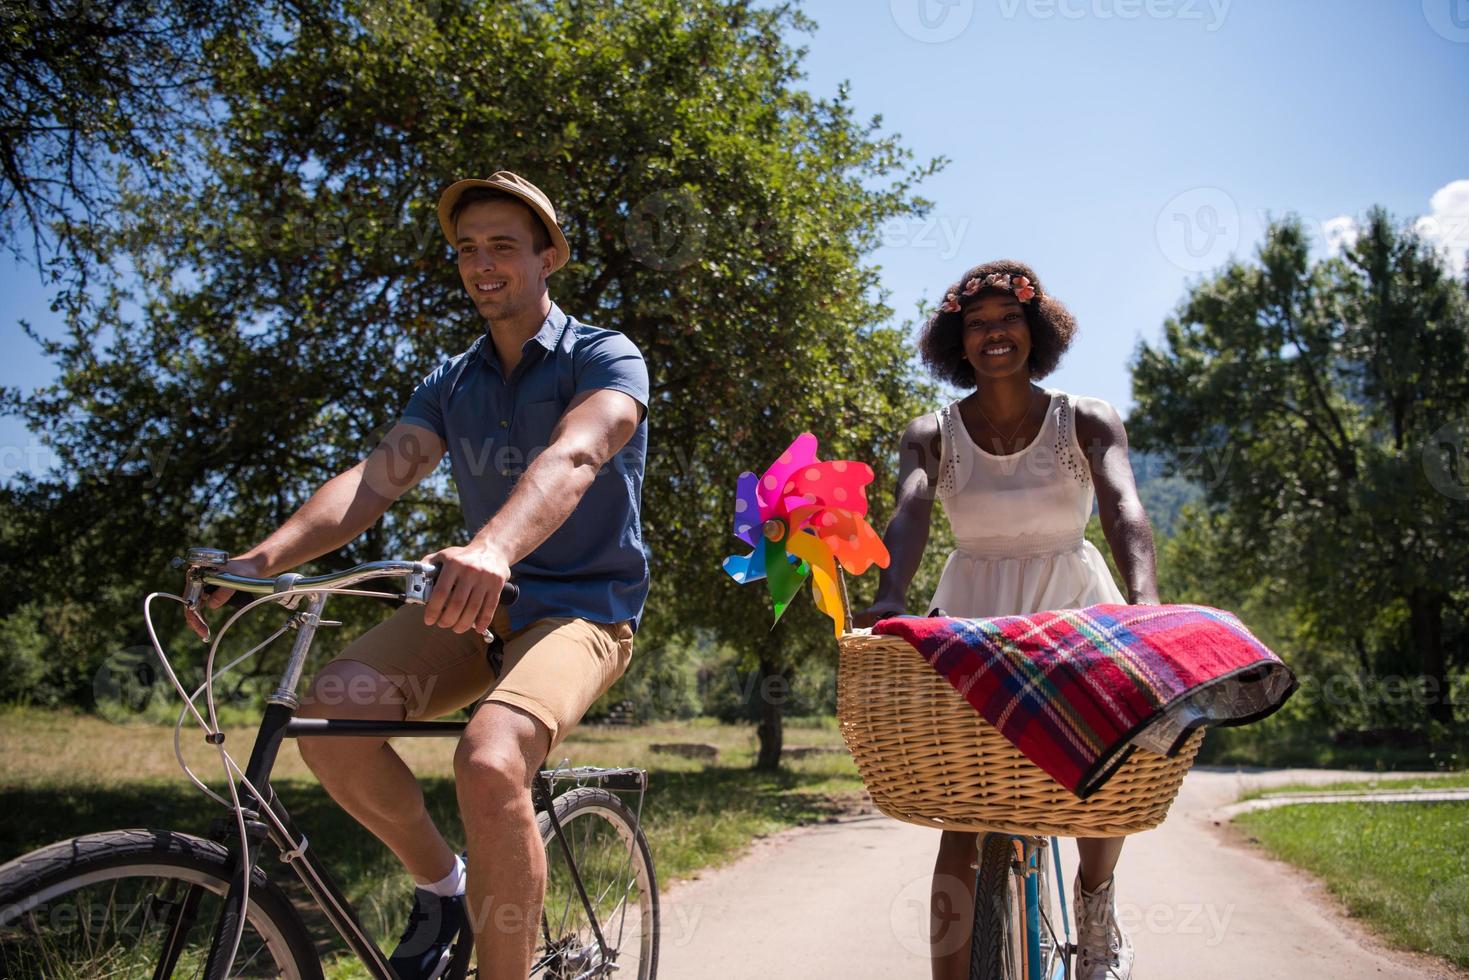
left=474, top=301, right=571, bottom=370
left=531, top=302, right=571, bottom=352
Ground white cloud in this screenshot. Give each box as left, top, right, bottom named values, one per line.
left=1414, top=179, right=1469, bottom=276
left=1321, top=214, right=1359, bottom=256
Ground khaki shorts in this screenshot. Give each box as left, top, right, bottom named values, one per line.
left=333, top=604, right=633, bottom=749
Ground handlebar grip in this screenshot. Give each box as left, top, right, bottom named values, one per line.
left=422, top=561, right=518, bottom=608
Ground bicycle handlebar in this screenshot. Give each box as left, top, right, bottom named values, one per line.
left=181, top=551, right=519, bottom=611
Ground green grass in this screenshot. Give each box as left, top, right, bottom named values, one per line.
left=1233, top=802, right=1469, bottom=969
left=0, top=708, right=865, bottom=976
left=1239, top=772, right=1469, bottom=801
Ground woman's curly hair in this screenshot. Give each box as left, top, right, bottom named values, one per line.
left=918, top=259, right=1078, bottom=388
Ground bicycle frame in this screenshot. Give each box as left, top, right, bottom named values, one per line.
left=195, top=709, right=646, bottom=979
left=152, top=550, right=648, bottom=980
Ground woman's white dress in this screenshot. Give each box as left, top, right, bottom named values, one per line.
left=928, top=387, right=1128, bottom=618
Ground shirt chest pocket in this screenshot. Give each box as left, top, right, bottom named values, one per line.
left=512, top=399, right=566, bottom=460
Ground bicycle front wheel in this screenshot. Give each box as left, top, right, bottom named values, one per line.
left=970, top=834, right=1026, bottom=980
left=535, top=787, right=658, bottom=979
left=0, top=829, right=321, bottom=980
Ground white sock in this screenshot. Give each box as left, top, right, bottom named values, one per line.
left=418, top=854, right=466, bottom=897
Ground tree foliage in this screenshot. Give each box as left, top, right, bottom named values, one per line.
left=0, top=0, right=264, bottom=272
left=1, top=0, right=941, bottom=764
left=1131, top=210, right=1469, bottom=727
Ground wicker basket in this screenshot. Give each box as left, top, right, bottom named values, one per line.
left=837, top=629, right=1203, bottom=837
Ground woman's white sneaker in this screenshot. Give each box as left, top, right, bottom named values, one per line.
left=1074, top=872, right=1134, bottom=980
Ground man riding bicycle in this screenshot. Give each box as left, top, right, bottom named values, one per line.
left=186, top=171, right=650, bottom=980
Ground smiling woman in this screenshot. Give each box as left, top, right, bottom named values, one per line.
left=917, top=260, right=1078, bottom=390
left=855, top=258, right=1164, bottom=980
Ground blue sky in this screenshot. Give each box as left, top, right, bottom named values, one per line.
left=791, top=0, right=1469, bottom=408
left=3, top=0, right=1467, bottom=479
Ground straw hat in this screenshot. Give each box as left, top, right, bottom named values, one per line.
left=436, top=171, right=570, bottom=272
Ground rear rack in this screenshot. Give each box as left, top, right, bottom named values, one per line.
left=543, top=765, right=649, bottom=793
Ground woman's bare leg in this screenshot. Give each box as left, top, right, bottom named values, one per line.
left=931, top=830, right=979, bottom=980
left=1075, top=836, right=1125, bottom=891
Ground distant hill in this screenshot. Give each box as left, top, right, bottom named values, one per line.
left=1129, top=449, right=1203, bottom=538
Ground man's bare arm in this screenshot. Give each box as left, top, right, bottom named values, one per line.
left=242, top=422, right=447, bottom=573
left=187, top=422, right=446, bottom=636
left=421, top=389, right=642, bottom=634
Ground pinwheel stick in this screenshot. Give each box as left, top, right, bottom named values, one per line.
left=835, top=567, right=853, bottom=632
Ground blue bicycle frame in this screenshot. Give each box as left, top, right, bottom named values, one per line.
left=1016, top=835, right=1072, bottom=980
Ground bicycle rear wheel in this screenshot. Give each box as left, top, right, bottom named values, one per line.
left=534, top=787, right=658, bottom=979
left=0, top=829, right=320, bottom=980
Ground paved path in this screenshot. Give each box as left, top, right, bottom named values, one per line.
left=658, top=768, right=1467, bottom=979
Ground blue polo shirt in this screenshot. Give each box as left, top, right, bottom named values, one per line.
left=400, top=302, right=649, bottom=631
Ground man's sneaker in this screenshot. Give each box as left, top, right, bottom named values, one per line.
left=387, top=888, right=466, bottom=980
left=1073, top=872, right=1134, bottom=980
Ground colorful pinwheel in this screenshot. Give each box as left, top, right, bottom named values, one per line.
left=722, top=433, right=890, bottom=635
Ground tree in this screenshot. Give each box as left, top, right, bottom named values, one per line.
left=1130, top=210, right=1469, bottom=728
left=0, top=0, right=262, bottom=272
left=2, top=0, right=941, bottom=765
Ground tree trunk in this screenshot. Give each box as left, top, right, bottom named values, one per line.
left=754, top=653, right=787, bottom=771
left=1408, top=588, right=1453, bottom=726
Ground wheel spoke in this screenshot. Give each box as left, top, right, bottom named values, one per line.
left=533, top=788, right=656, bottom=979
left=0, top=835, right=311, bottom=980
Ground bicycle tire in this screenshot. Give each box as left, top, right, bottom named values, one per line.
left=534, top=787, right=658, bottom=979
left=0, top=828, right=321, bottom=980
left=970, top=834, right=1025, bottom=980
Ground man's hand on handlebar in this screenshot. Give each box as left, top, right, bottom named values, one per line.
left=184, top=554, right=269, bottom=640
left=420, top=542, right=512, bottom=635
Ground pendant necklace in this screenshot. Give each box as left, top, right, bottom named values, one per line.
left=973, top=391, right=1034, bottom=453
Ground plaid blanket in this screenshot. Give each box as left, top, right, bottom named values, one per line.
left=873, top=604, right=1296, bottom=799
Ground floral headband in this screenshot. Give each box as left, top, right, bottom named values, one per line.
left=937, top=272, right=1036, bottom=314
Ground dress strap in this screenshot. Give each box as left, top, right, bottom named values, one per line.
left=1052, top=392, right=1091, bottom=487
left=936, top=403, right=960, bottom=497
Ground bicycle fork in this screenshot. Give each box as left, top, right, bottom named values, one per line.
left=197, top=700, right=299, bottom=980
left=1011, top=835, right=1074, bottom=980
left=199, top=595, right=330, bottom=980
